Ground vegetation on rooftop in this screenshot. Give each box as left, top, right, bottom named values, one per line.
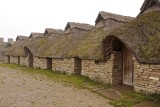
left=108, top=11, right=160, bottom=63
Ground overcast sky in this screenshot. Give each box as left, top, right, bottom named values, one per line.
left=0, top=0, right=144, bottom=42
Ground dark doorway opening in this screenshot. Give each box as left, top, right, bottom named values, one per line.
left=24, top=47, right=33, bottom=67
left=8, top=56, right=10, bottom=63
left=74, top=58, right=82, bottom=74
left=18, top=57, right=20, bottom=64
left=47, top=58, right=52, bottom=70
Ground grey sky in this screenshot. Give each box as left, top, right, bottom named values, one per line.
left=0, top=0, right=144, bottom=42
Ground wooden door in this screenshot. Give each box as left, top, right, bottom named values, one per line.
left=123, top=46, right=133, bottom=86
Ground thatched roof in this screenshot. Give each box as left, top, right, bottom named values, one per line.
left=4, top=32, right=45, bottom=57
left=66, top=10, right=160, bottom=64
left=65, top=28, right=107, bottom=60
left=95, top=11, right=134, bottom=24
left=0, top=42, right=12, bottom=55
left=44, top=28, right=63, bottom=36
left=29, top=32, right=44, bottom=39
left=139, top=0, right=160, bottom=15
left=4, top=39, right=29, bottom=57
left=106, top=10, right=160, bottom=64
left=65, top=22, right=94, bottom=31
left=16, top=35, right=28, bottom=41
left=25, top=26, right=91, bottom=58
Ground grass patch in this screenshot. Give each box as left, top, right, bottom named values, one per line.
left=110, top=91, right=160, bottom=107
left=110, top=91, right=148, bottom=107
left=0, top=63, right=159, bottom=107
left=0, top=63, right=107, bottom=89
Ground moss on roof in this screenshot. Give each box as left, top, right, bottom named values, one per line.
left=107, top=11, right=160, bottom=63
left=4, top=39, right=29, bottom=57
left=4, top=10, right=160, bottom=64
left=65, top=28, right=108, bottom=60
left=26, top=28, right=91, bottom=58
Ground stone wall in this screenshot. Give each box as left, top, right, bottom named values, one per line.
left=133, top=57, right=160, bottom=93
left=3, top=56, right=9, bottom=63
left=33, top=57, right=47, bottom=69
left=81, top=51, right=123, bottom=85
left=20, top=56, right=28, bottom=66
left=52, top=58, right=75, bottom=74
left=0, top=55, right=5, bottom=62
left=10, top=56, right=18, bottom=64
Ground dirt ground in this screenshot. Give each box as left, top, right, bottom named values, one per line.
left=0, top=67, right=112, bottom=107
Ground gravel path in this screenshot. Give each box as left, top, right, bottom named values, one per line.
left=0, top=67, right=112, bottom=107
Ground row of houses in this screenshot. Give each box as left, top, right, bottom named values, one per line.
left=1, top=0, right=160, bottom=94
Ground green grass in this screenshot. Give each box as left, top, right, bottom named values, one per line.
left=109, top=91, right=148, bottom=107
left=0, top=63, right=107, bottom=89
left=0, top=63, right=159, bottom=107
left=109, top=91, right=160, bottom=107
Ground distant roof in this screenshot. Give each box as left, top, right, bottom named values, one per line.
left=44, top=28, right=63, bottom=36
left=16, top=36, right=28, bottom=41
left=65, top=22, right=94, bottom=31
left=139, top=0, right=160, bottom=15
left=29, top=32, right=44, bottom=39
left=3, top=39, right=29, bottom=57
left=95, top=11, right=134, bottom=24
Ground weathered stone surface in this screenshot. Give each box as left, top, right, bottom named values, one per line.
left=134, top=60, right=160, bottom=93
left=20, top=57, right=28, bottom=66
left=81, top=52, right=122, bottom=85
left=3, top=56, right=9, bottom=63
left=52, top=58, right=75, bottom=74
left=10, top=56, right=18, bottom=64
left=33, top=57, right=47, bottom=69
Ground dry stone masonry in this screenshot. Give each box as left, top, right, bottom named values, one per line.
left=1, top=0, right=160, bottom=94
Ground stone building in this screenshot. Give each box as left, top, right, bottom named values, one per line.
left=62, top=0, right=160, bottom=93
left=66, top=13, right=134, bottom=85
left=0, top=38, right=13, bottom=62
left=25, top=22, right=93, bottom=73
left=2, top=0, right=160, bottom=94
left=105, top=0, right=160, bottom=93
left=4, top=36, right=28, bottom=65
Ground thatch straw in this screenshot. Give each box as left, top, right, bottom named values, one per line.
left=44, top=28, right=64, bottom=36
left=4, top=39, right=29, bottom=56
left=26, top=23, right=93, bottom=58
left=65, top=22, right=94, bottom=31
left=29, top=32, right=44, bottom=39
left=95, top=11, right=134, bottom=24
left=16, top=35, right=28, bottom=41
left=107, top=11, right=160, bottom=64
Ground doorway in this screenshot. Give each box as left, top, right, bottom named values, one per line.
left=8, top=56, right=10, bottom=63
left=47, top=58, right=52, bottom=70
left=123, top=46, right=133, bottom=86
left=28, top=52, right=33, bottom=67
left=18, top=57, right=20, bottom=64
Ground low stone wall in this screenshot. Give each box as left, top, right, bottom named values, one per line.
left=133, top=57, right=160, bottom=93
left=20, top=57, right=28, bottom=66
left=33, top=57, right=47, bottom=69
left=10, top=56, right=18, bottom=64
left=0, top=55, right=5, bottom=62
left=3, top=56, right=9, bottom=63
left=52, top=58, right=75, bottom=74
left=81, top=52, right=122, bottom=85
